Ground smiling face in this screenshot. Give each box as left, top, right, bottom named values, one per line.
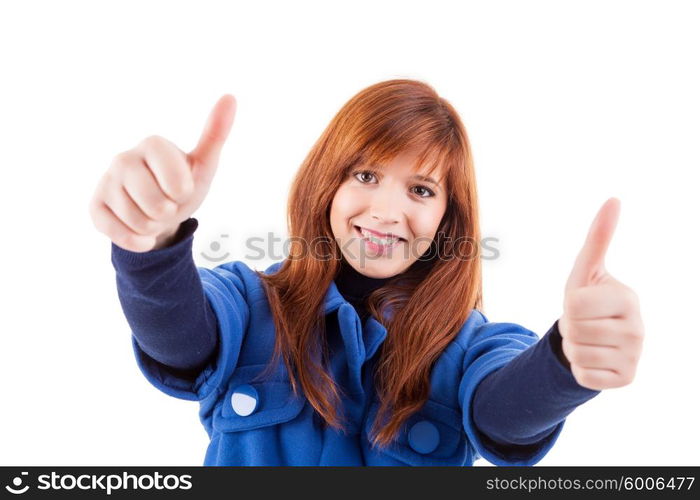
left=330, top=149, right=448, bottom=278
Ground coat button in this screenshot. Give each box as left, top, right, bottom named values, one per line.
left=408, top=420, right=440, bottom=454
left=230, top=384, right=259, bottom=416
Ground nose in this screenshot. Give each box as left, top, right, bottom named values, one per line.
left=369, top=187, right=402, bottom=225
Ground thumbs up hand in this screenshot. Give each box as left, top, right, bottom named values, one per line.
left=89, top=94, right=237, bottom=252
left=558, top=198, right=645, bottom=390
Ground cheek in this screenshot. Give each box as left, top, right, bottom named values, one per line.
left=331, top=186, right=362, bottom=218
left=410, top=207, right=445, bottom=238
left=330, top=186, right=360, bottom=230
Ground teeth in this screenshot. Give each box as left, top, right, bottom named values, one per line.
left=360, top=228, right=399, bottom=246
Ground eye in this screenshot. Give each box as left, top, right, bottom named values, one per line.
left=353, top=170, right=435, bottom=198
left=353, top=170, right=377, bottom=183
left=411, top=185, right=436, bottom=198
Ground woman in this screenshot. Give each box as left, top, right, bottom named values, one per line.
left=91, top=79, right=644, bottom=465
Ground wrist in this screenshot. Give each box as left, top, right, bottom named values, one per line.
left=152, top=224, right=182, bottom=251
left=548, top=320, right=572, bottom=372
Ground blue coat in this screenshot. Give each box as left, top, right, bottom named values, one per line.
left=132, top=260, right=565, bottom=466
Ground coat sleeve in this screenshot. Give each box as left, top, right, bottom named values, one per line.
left=131, top=263, right=250, bottom=402
left=458, top=314, right=568, bottom=466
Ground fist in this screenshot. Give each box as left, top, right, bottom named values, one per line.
left=558, top=198, right=645, bottom=391
left=89, top=94, right=237, bottom=252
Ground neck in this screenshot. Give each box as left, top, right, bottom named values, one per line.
left=334, top=258, right=393, bottom=304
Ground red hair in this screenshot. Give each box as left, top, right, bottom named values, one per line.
left=255, top=79, right=483, bottom=449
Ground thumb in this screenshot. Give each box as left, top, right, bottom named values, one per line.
left=566, top=197, right=621, bottom=290
left=188, top=94, right=237, bottom=169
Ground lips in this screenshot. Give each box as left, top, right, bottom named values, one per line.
left=353, top=225, right=407, bottom=242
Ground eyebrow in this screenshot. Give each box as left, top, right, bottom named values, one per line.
left=365, top=163, right=443, bottom=191
left=411, top=174, right=440, bottom=187
left=410, top=174, right=443, bottom=193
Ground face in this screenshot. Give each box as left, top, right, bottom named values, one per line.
left=329, top=149, right=448, bottom=278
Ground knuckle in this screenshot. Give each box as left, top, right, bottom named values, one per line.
left=567, top=326, right=587, bottom=345
left=141, top=134, right=164, bottom=150
left=88, top=195, right=100, bottom=219
left=133, top=217, right=157, bottom=236
left=110, top=158, right=139, bottom=183
left=626, top=348, right=641, bottom=366
left=153, top=199, right=178, bottom=219
left=113, top=164, right=137, bottom=187
left=585, top=350, right=601, bottom=365
left=167, top=169, right=194, bottom=201
left=109, top=152, right=126, bottom=168
left=576, top=351, right=591, bottom=366
left=90, top=209, right=106, bottom=235
left=146, top=217, right=163, bottom=234
left=568, top=352, right=580, bottom=365
left=564, top=291, right=582, bottom=315
left=619, top=371, right=634, bottom=386
left=567, top=347, right=582, bottom=365
left=110, top=151, right=135, bottom=171
left=573, top=366, right=605, bottom=391
left=578, top=374, right=598, bottom=391
left=567, top=328, right=583, bottom=344
left=629, top=328, right=645, bottom=343
left=624, top=289, right=639, bottom=310
left=561, top=337, right=572, bottom=357
left=92, top=203, right=112, bottom=235
left=578, top=375, right=596, bottom=389
left=177, top=179, right=195, bottom=200
left=90, top=209, right=105, bottom=234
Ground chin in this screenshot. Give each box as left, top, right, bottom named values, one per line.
left=347, top=257, right=410, bottom=279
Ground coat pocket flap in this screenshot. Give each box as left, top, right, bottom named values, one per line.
left=213, top=364, right=306, bottom=433
left=364, top=398, right=469, bottom=466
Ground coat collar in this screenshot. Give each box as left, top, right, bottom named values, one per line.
left=325, top=277, right=389, bottom=362
left=264, top=260, right=390, bottom=363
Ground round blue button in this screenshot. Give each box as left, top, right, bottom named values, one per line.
left=230, top=384, right=259, bottom=416
left=408, top=420, right=440, bottom=454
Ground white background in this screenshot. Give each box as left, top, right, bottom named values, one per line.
left=1, top=0, right=698, bottom=466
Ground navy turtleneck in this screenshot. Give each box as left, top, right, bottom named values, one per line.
left=333, top=258, right=393, bottom=323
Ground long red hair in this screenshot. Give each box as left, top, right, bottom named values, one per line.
left=255, top=79, right=483, bottom=449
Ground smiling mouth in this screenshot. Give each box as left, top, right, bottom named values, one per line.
left=353, top=226, right=407, bottom=245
